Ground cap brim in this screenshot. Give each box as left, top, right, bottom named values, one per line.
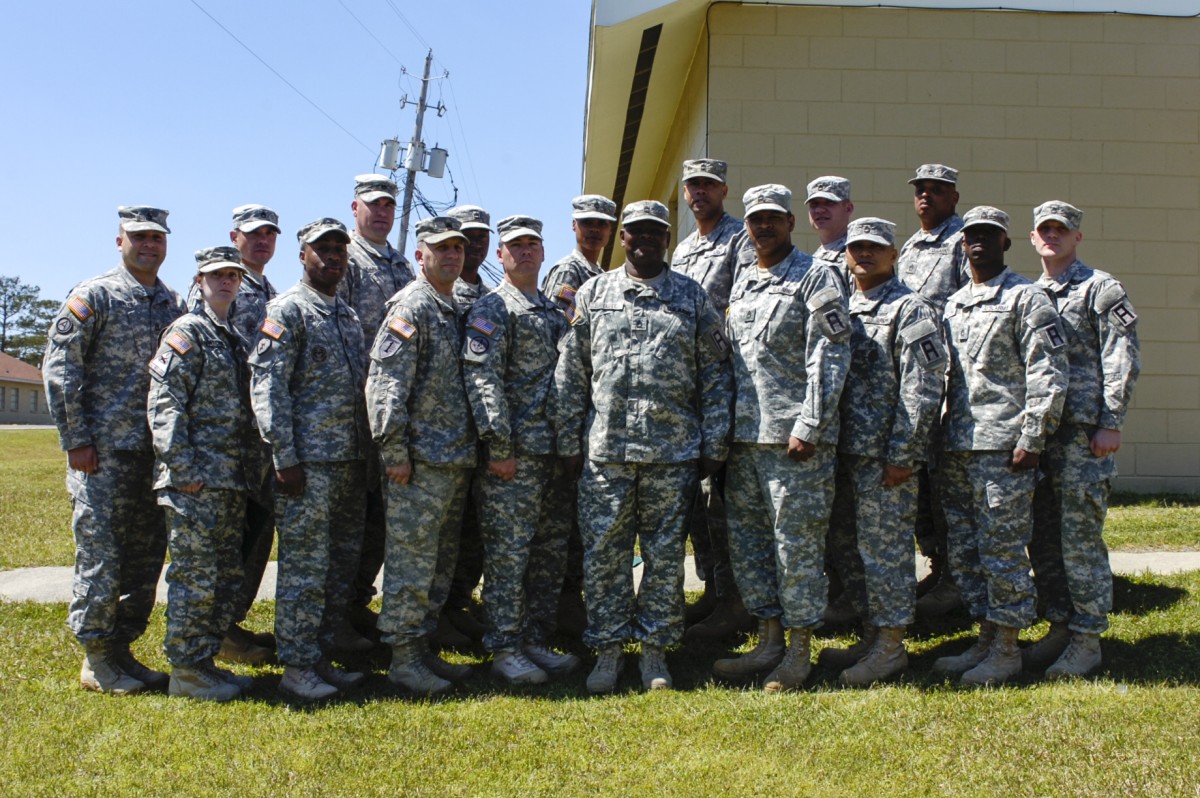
left=237, top=220, right=281, bottom=234
left=908, top=176, right=956, bottom=186
left=621, top=214, right=670, bottom=227
left=961, top=220, right=1007, bottom=232
left=846, top=234, right=892, bottom=246
left=805, top=191, right=843, bottom=203
left=683, top=172, right=725, bottom=183
left=420, top=230, right=468, bottom=245
left=197, top=261, right=250, bottom=275
left=1035, top=214, right=1077, bottom=230
left=500, top=228, right=543, bottom=243
left=301, top=229, right=351, bottom=244
left=458, top=222, right=492, bottom=231
left=358, top=190, right=396, bottom=203
left=122, top=221, right=170, bottom=234
left=573, top=211, right=617, bottom=222
left=744, top=202, right=789, bottom=216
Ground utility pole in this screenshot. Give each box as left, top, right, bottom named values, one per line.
left=396, top=50, right=435, bottom=258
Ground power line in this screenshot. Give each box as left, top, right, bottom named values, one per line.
left=439, top=77, right=485, bottom=207
left=335, top=0, right=404, bottom=66
left=188, top=0, right=374, bottom=155
left=382, top=0, right=430, bottom=50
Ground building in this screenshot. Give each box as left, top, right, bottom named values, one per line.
left=0, top=351, right=50, bottom=425
left=582, top=0, right=1200, bottom=493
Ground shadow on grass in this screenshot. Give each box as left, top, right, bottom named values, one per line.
left=1112, top=573, right=1187, bottom=615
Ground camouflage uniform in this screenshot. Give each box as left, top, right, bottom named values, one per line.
left=44, top=259, right=185, bottom=649
left=453, top=277, right=492, bottom=309
left=542, top=249, right=604, bottom=322
left=1031, top=258, right=1140, bottom=635
left=826, top=277, right=945, bottom=628
left=366, top=276, right=478, bottom=645
left=148, top=295, right=257, bottom=666
left=247, top=282, right=369, bottom=668
left=556, top=261, right=733, bottom=648
left=939, top=264, right=1068, bottom=629
left=725, top=246, right=851, bottom=628
left=462, top=280, right=570, bottom=651
left=812, top=233, right=850, bottom=296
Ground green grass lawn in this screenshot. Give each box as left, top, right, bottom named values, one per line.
left=2, top=570, right=1199, bottom=797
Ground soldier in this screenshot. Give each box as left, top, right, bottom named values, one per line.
left=366, top=217, right=478, bottom=696
left=340, top=174, right=414, bottom=645
left=806, top=175, right=854, bottom=294
left=818, top=219, right=946, bottom=686
left=44, top=205, right=185, bottom=694
left=449, top=204, right=494, bottom=309
left=248, top=218, right=370, bottom=700
left=896, top=164, right=971, bottom=618
left=711, top=185, right=851, bottom=692
left=932, top=206, right=1068, bottom=687
left=462, top=215, right=578, bottom=685
left=149, top=247, right=259, bottom=701
left=1023, top=201, right=1140, bottom=679
left=555, top=200, right=733, bottom=694
left=671, top=158, right=753, bottom=641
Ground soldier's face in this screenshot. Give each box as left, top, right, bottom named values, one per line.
left=807, top=198, right=853, bottom=234
left=300, top=235, right=349, bottom=295
left=1030, top=220, right=1082, bottom=262
left=683, top=177, right=728, bottom=221
left=198, top=267, right=243, bottom=307
left=231, top=226, right=278, bottom=270
left=461, top=228, right=491, bottom=270
left=619, top=222, right=669, bottom=267
left=117, top=229, right=168, bottom=276
left=912, top=180, right=958, bottom=229
left=573, top=218, right=614, bottom=252
left=416, top=239, right=465, bottom=294
left=352, top=196, right=396, bottom=244
left=962, top=225, right=1010, bottom=271
left=498, top=235, right=544, bottom=283
left=745, top=210, right=795, bottom=258
left=847, top=241, right=897, bottom=289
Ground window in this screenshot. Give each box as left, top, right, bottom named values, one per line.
left=11, top=388, right=18, bottom=411
left=0, top=387, right=5, bottom=410
left=31, top=391, right=38, bottom=412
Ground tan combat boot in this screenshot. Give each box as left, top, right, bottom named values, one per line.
left=586, top=644, right=625, bottom=694
left=1021, top=621, right=1072, bottom=670
left=80, top=645, right=144, bottom=696
left=818, top=625, right=878, bottom=669
left=684, top=595, right=755, bottom=641
left=640, top=644, right=672, bottom=690
left=112, top=646, right=169, bottom=691
left=169, top=662, right=241, bottom=702
left=1045, top=632, right=1102, bottom=680
left=763, top=627, right=812, bottom=693
left=961, top=624, right=1022, bottom=686
left=388, top=642, right=452, bottom=696
left=839, top=627, right=908, bottom=687
left=280, top=665, right=338, bottom=700
left=712, top=617, right=784, bottom=681
left=932, top=620, right=996, bottom=676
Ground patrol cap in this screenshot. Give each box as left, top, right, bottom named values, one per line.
left=232, top=204, right=280, bottom=234
left=806, top=176, right=850, bottom=203
left=961, top=205, right=1010, bottom=232
left=742, top=184, right=792, bottom=216
left=448, top=205, right=492, bottom=231
left=620, top=200, right=670, bottom=228
left=416, top=216, right=468, bottom=245
left=846, top=217, right=897, bottom=247
left=497, top=215, right=544, bottom=243
left=194, top=246, right=249, bottom=275
left=118, top=206, right=170, bottom=234
left=572, top=194, right=617, bottom=222
left=1033, top=200, right=1083, bottom=231
left=354, top=173, right=399, bottom=203
left=296, top=217, right=351, bottom=244
left=682, top=158, right=728, bottom=184
left=908, top=164, right=959, bottom=186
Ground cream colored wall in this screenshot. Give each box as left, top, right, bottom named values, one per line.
left=653, top=32, right=712, bottom=249
left=705, top=3, right=1200, bottom=492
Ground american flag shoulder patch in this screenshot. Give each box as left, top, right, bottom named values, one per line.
left=260, top=318, right=286, bottom=340
left=469, top=317, right=497, bottom=337
left=558, top=285, right=577, bottom=302
left=67, top=296, right=93, bottom=322
left=165, top=331, right=193, bottom=356
left=389, top=316, right=417, bottom=340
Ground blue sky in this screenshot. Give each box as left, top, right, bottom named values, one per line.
left=0, top=1, right=593, bottom=301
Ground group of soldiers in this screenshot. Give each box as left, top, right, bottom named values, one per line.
left=41, top=158, right=1139, bottom=701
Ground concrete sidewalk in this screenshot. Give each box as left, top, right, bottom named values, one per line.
left=2, top=551, right=1199, bottom=604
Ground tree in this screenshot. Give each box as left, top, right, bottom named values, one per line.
left=0, top=276, right=59, bottom=367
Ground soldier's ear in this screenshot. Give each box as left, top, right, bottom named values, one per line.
left=1003, top=236, right=1012, bottom=252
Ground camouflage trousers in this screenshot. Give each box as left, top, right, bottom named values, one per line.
left=687, top=467, right=737, bottom=596
left=1030, top=424, right=1116, bottom=635
left=827, top=454, right=918, bottom=628
left=446, top=469, right=484, bottom=611
left=159, top=488, right=246, bottom=666
left=938, top=450, right=1037, bottom=628
left=229, top=470, right=275, bottom=625
left=579, top=460, right=697, bottom=649
left=914, top=427, right=950, bottom=559
left=378, top=463, right=471, bottom=645
left=66, top=450, right=167, bottom=649
left=274, top=460, right=366, bottom=667
left=726, top=443, right=835, bottom=629
left=477, top=455, right=572, bottom=652
left=352, top=439, right=387, bottom=608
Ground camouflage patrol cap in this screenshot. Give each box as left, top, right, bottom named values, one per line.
left=232, top=204, right=280, bottom=234
left=354, top=173, right=399, bottom=203
left=742, top=184, right=793, bottom=216
left=296, top=217, right=351, bottom=244
left=846, top=217, right=897, bottom=247
left=572, top=194, right=617, bottom=222
left=416, top=216, right=468, bottom=245
left=621, top=200, right=670, bottom=228
left=1033, top=200, right=1083, bottom=231
left=961, top=205, right=1010, bottom=232
left=682, top=158, right=728, bottom=184
left=118, top=206, right=170, bottom=234
left=448, top=205, right=492, bottom=231
left=806, top=176, right=850, bottom=203
left=497, top=215, right=544, bottom=243
left=908, top=164, right=958, bottom=186
left=194, top=246, right=249, bottom=275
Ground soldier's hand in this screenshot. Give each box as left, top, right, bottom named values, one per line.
left=275, top=464, right=307, bottom=496
left=882, top=464, right=913, bottom=487
left=386, top=462, right=413, bottom=486
left=700, top=457, right=724, bottom=477
left=1011, top=448, right=1040, bottom=471
left=787, top=436, right=815, bottom=462
left=67, top=444, right=98, bottom=474
left=560, top=454, right=584, bottom=481
left=178, top=481, right=204, bottom=494
left=1090, top=427, right=1122, bottom=457
left=488, top=458, right=518, bottom=481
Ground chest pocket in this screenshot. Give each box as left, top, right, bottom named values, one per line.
left=855, top=313, right=895, bottom=365
left=589, top=301, right=629, bottom=359
left=967, top=301, right=1015, bottom=360
left=516, top=311, right=557, bottom=370
left=756, top=282, right=801, bottom=342
left=651, top=303, right=696, bottom=360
